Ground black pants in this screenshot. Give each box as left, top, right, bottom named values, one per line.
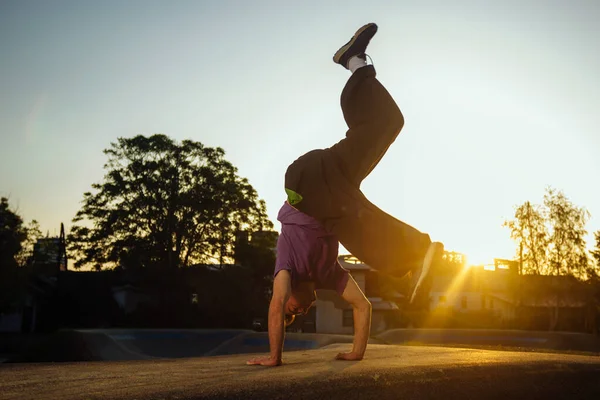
left=285, top=65, right=431, bottom=278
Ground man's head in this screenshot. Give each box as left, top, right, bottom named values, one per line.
left=284, top=282, right=316, bottom=327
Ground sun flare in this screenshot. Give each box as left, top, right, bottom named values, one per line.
left=463, top=251, right=492, bottom=268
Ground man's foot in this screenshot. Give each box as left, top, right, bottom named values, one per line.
left=333, top=23, right=378, bottom=69
left=409, top=242, right=444, bottom=308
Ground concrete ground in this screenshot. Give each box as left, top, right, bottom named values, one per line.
left=2, top=343, right=600, bottom=400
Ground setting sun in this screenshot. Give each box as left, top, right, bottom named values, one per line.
left=463, top=251, right=494, bottom=268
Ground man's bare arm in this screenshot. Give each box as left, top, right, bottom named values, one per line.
left=337, top=275, right=371, bottom=360
left=268, top=270, right=292, bottom=362
left=247, top=270, right=292, bottom=366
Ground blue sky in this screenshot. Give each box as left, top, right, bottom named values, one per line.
left=1, top=0, right=599, bottom=265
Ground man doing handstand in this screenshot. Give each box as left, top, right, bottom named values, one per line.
left=247, top=23, right=443, bottom=367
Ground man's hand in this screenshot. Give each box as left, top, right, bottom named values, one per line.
left=246, top=356, right=282, bottom=367
left=335, top=351, right=363, bottom=361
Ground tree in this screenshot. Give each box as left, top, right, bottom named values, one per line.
left=503, top=201, right=548, bottom=275
left=15, top=220, right=43, bottom=267
left=0, top=197, right=27, bottom=269
left=69, top=134, right=273, bottom=270
left=0, top=197, right=28, bottom=312
left=505, top=188, right=593, bottom=331
left=505, top=188, right=590, bottom=278
left=543, top=187, right=590, bottom=278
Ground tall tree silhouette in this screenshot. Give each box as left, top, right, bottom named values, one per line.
left=0, top=197, right=28, bottom=312
left=69, top=134, right=273, bottom=270
left=0, top=197, right=26, bottom=268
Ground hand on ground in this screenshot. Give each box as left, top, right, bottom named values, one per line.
left=246, top=356, right=282, bottom=367
left=335, top=351, right=364, bottom=361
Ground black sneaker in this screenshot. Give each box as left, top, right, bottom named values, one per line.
left=333, top=23, right=378, bottom=69
left=409, top=242, right=444, bottom=307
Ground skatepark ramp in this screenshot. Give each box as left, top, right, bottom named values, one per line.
left=9, top=329, right=370, bottom=362
left=7, top=328, right=600, bottom=363
left=375, top=328, right=600, bottom=353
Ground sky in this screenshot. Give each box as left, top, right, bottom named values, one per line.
left=1, top=0, right=599, bottom=266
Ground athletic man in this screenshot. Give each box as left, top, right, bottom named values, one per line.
left=247, top=23, right=443, bottom=367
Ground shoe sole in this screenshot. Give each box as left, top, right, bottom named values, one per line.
left=333, top=23, right=377, bottom=65
left=409, top=242, right=442, bottom=304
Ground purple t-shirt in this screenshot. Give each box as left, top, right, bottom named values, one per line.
left=274, top=202, right=349, bottom=295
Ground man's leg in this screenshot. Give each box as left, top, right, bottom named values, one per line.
left=327, top=189, right=432, bottom=278
left=286, top=24, right=442, bottom=305
left=326, top=24, right=443, bottom=306
left=326, top=24, right=422, bottom=272
left=285, top=23, right=402, bottom=218
left=328, top=191, right=443, bottom=308
left=328, top=62, right=404, bottom=187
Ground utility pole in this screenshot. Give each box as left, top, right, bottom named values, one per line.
left=57, top=222, right=68, bottom=272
